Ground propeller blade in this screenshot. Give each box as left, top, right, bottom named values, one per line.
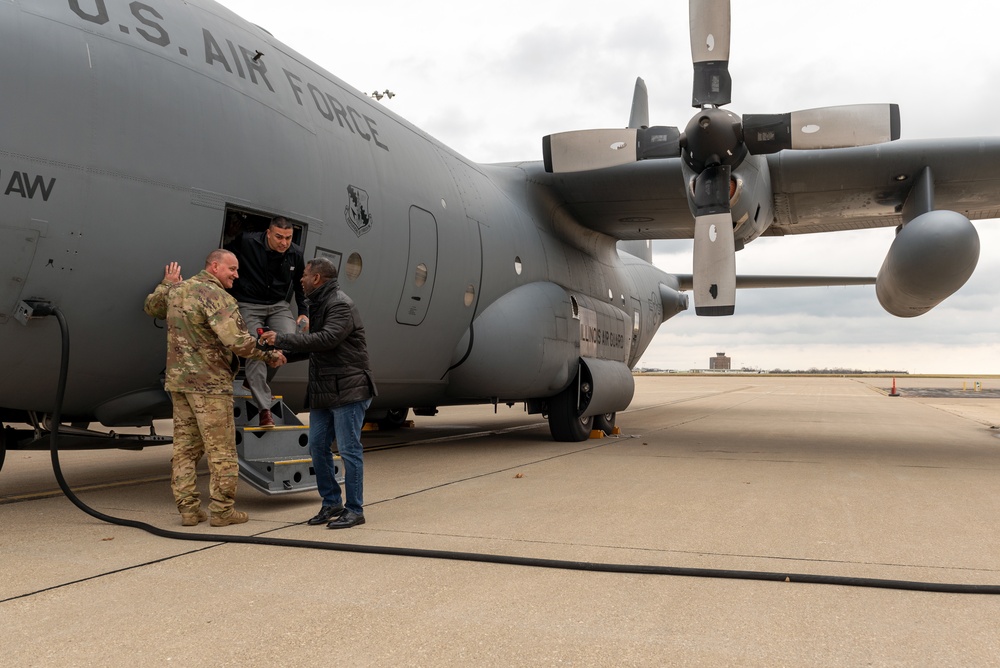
left=542, top=126, right=681, bottom=173
left=693, top=213, right=736, bottom=315
left=743, top=103, right=901, bottom=154
left=690, top=0, right=732, bottom=107
left=543, top=129, right=638, bottom=173
left=628, top=77, right=650, bottom=129
left=691, top=165, right=736, bottom=315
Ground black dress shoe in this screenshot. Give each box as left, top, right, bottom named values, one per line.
left=327, top=510, right=365, bottom=529
left=307, top=505, right=344, bottom=525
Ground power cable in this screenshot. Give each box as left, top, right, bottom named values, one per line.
left=32, top=304, right=1000, bottom=595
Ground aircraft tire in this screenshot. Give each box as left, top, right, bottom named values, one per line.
left=547, top=384, right=594, bottom=442
left=377, top=407, right=410, bottom=431
left=593, top=412, right=616, bottom=434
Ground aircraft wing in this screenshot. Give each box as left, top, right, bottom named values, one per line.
left=674, top=276, right=874, bottom=291
left=517, top=138, right=1000, bottom=241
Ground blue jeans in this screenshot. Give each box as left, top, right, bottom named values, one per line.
left=309, top=398, right=371, bottom=514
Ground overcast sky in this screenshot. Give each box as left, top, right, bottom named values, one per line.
left=217, top=0, right=1000, bottom=374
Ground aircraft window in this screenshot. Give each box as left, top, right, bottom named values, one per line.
left=608, top=289, right=613, bottom=300
left=514, top=257, right=522, bottom=275
left=464, top=284, right=475, bottom=307
left=414, top=263, right=428, bottom=288
left=345, top=252, right=363, bottom=281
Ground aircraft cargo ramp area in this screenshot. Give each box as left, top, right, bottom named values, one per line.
left=3, top=375, right=1000, bottom=666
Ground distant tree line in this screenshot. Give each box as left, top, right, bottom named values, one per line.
left=741, top=367, right=909, bottom=375
left=633, top=368, right=910, bottom=375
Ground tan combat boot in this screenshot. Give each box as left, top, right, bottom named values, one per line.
left=180, top=509, right=208, bottom=526
left=210, top=510, right=249, bottom=527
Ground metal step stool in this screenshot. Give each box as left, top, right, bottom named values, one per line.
left=232, top=381, right=342, bottom=495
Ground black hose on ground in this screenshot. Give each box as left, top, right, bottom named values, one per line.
left=39, top=305, right=1000, bottom=594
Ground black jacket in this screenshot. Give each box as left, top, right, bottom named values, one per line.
left=225, top=231, right=307, bottom=313
left=275, top=278, right=376, bottom=409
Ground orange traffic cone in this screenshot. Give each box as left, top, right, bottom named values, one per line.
left=889, top=377, right=900, bottom=397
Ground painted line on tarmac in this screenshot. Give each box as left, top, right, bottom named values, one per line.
left=2, top=423, right=552, bottom=501
left=1, top=474, right=175, bottom=505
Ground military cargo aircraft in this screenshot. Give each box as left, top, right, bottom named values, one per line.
left=2, top=0, right=999, bottom=480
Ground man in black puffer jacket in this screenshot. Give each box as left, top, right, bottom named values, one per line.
left=261, top=257, right=376, bottom=529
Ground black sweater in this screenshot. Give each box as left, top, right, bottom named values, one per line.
left=225, top=231, right=306, bottom=313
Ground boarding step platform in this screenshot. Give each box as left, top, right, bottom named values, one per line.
left=233, top=381, right=343, bottom=495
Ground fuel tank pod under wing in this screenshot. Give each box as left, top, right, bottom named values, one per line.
left=876, top=210, right=980, bottom=317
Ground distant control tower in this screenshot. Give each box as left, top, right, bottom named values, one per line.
left=709, top=352, right=731, bottom=370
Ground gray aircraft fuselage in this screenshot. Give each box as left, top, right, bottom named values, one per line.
left=0, top=0, right=679, bottom=438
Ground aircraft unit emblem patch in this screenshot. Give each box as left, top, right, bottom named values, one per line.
left=345, top=185, right=373, bottom=237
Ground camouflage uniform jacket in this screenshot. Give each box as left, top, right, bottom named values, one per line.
left=144, top=270, right=276, bottom=394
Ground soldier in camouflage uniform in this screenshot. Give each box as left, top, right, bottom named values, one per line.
left=145, top=251, right=286, bottom=527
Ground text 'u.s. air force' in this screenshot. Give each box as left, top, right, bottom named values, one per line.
left=63, top=0, right=389, bottom=152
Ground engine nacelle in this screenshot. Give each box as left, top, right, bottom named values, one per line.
left=659, top=283, right=689, bottom=321
left=876, top=210, right=980, bottom=317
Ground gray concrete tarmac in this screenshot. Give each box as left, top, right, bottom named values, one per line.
left=3, top=375, right=1000, bottom=666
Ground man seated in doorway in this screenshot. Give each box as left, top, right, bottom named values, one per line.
left=225, top=216, right=308, bottom=427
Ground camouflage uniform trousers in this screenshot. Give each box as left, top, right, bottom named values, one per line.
left=170, top=391, right=239, bottom=517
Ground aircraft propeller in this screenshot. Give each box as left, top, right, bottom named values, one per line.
left=542, top=0, right=900, bottom=315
